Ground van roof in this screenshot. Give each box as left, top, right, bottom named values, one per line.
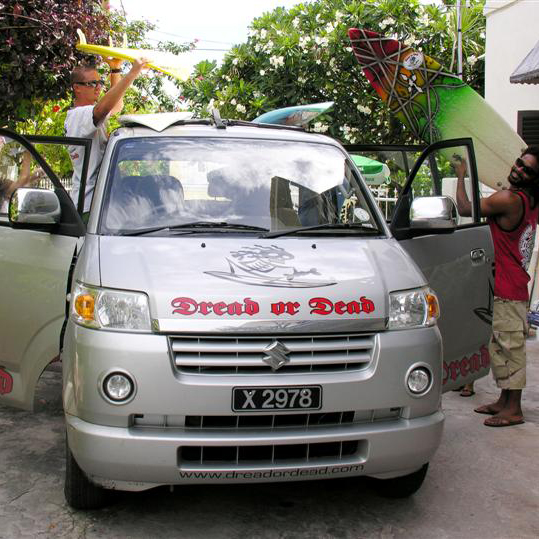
left=118, top=110, right=308, bottom=134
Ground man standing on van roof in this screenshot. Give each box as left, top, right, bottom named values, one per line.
left=65, top=57, right=148, bottom=214
left=455, top=146, right=539, bottom=427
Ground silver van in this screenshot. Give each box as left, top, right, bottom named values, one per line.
left=0, top=113, right=493, bottom=509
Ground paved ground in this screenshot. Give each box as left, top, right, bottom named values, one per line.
left=1, top=340, right=539, bottom=539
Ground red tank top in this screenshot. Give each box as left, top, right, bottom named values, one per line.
left=488, top=191, right=539, bottom=301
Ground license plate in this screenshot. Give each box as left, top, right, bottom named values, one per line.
left=232, top=386, right=322, bottom=412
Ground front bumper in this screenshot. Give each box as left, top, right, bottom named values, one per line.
left=66, top=410, right=444, bottom=491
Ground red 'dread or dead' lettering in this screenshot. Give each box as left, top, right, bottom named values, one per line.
left=0, top=367, right=13, bottom=395
left=443, top=345, right=490, bottom=385
left=270, top=301, right=301, bottom=316
left=171, top=297, right=260, bottom=316
left=171, top=297, right=375, bottom=317
left=309, top=297, right=375, bottom=316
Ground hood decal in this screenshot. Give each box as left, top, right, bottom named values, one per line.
left=204, top=244, right=336, bottom=288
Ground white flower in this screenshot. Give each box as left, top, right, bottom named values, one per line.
left=325, top=22, right=335, bottom=34
left=232, top=58, right=239, bottom=65
left=298, top=76, right=307, bottom=84
left=260, top=29, right=267, bottom=39
left=312, top=122, right=329, bottom=133
left=254, top=43, right=262, bottom=52
left=315, top=36, right=329, bottom=46
left=404, top=35, right=416, bottom=46
left=335, top=11, right=344, bottom=21
left=230, top=98, right=237, bottom=105
left=292, top=18, right=300, bottom=28
left=345, top=46, right=353, bottom=53
left=380, top=17, right=395, bottom=29
left=236, top=103, right=246, bottom=114
left=358, top=105, right=372, bottom=114
left=316, top=59, right=322, bottom=65
left=299, top=36, right=311, bottom=49
left=206, top=98, right=215, bottom=112
left=269, top=55, right=285, bottom=68
left=468, top=55, right=477, bottom=66
left=259, top=69, right=266, bottom=76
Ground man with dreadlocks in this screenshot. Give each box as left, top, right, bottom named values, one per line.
left=455, top=146, right=539, bottom=427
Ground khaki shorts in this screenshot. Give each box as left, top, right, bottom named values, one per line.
left=489, top=297, right=528, bottom=390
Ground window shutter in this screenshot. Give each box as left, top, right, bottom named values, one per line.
left=518, top=111, right=539, bottom=146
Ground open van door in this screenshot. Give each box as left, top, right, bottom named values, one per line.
left=346, top=138, right=493, bottom=391
left=0, top=129, right=88, bottom=410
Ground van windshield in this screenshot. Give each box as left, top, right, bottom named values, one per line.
left=100, top=137, right=382, bottom=236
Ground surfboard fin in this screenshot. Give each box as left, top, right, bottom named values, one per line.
left=76, top=29, right=87, bottom=45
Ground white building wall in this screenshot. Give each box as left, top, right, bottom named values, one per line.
left=484, top=0, right=538, bottom=129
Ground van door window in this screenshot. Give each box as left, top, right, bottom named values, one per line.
left=396, top=143, right=483, bottom=229
left=0, top=136, right=47, bottom=216
left=346, top=146, right=424, bottom=221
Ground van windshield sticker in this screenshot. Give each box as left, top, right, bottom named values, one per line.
left=204, top=245, right=336, bottom=288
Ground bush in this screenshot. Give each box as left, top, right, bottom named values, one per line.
left=181, top=0, right=485, bottom=145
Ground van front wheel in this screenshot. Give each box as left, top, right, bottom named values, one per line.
left=64, top=440, right=113, bottom=510
left=367, top=463, right=429, bottom=498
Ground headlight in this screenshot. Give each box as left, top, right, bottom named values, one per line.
left=388, top=287, right=439, bottom=330
left=71, top=282, right=151, bottom=332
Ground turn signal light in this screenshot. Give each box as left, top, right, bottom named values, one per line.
left=426, top=293, right=440, bottom=320
left=75, top=294, right=95, bottom=320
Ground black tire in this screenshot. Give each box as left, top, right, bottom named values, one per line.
left=367, top=463, right=429, bottom=498
left=64, top=440, right=113, bottom=510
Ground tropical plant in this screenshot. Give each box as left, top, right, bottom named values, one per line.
left=0, top=1, right=193, bottom=130
left=0, top=0, right=111, bottom=127
left=180, top=0, right=486, bottom=145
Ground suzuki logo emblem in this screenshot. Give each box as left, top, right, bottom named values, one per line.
left=262, top=341, right=291, bottom=371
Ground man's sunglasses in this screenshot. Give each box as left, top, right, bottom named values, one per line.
left=74, top=79, right=105, bottom=88
left=515, top=157, right=539, bottom=177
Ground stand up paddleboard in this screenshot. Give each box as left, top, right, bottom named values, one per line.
left=348, top=28, right=526, bottom=190
left=253, top=102, right=333, bottom=128
left=76, top=30, right=190, bottom=81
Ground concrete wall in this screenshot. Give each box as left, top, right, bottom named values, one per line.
left=484, top=0, right=538, bottom=129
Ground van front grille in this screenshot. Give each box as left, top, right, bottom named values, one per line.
left=169, top=333, right=375, bottom=375
left=185, top=411, right=355, bottom=429
left=131, top=408, right=401, bottom=429
left=179, top=440, right=363, bottom=466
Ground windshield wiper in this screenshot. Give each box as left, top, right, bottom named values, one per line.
left=119, top=221, right=269, bottom=237
left=262, top=223, right=380, bottom=239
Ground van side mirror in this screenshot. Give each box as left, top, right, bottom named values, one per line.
left=9, top=188, right=61, bottom=226
left=410, top=196, right=457, bottom=231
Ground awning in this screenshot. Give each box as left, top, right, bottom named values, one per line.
left=350, top=155, right=390, bottom=185
left=510, top=40, right=539, bottom=84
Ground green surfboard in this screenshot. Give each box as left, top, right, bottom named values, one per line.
left=348, top=28, right=526, bottom=190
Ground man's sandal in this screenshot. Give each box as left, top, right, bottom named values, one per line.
left=483, top=416, right=525, bottom=427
